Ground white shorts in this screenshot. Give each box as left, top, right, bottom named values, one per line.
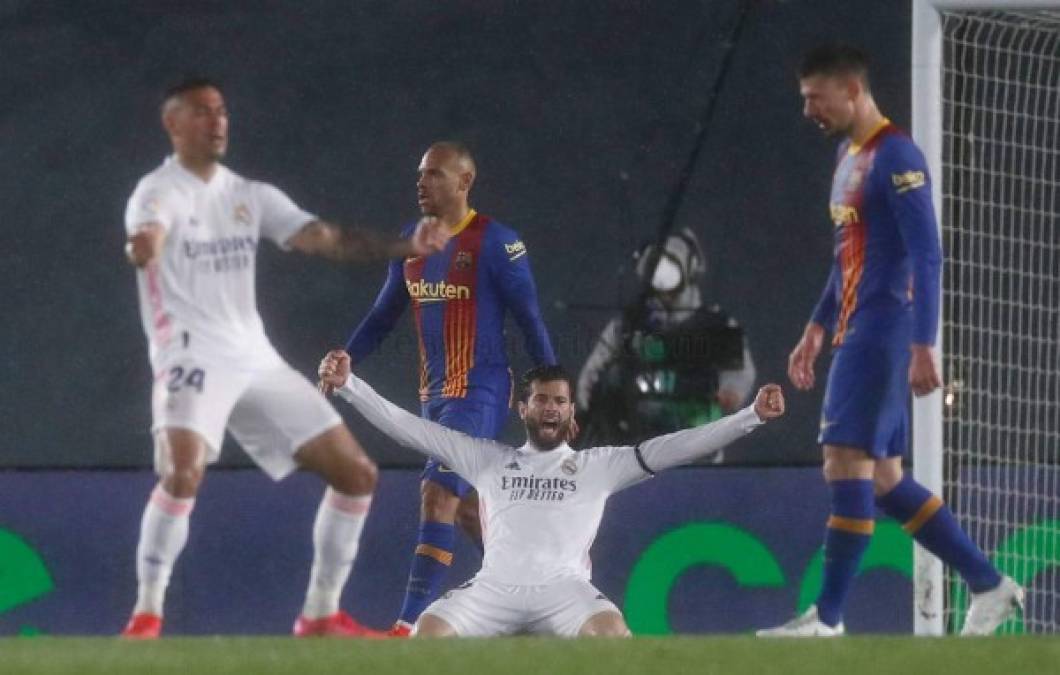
left=420, top=577, right=621, bottom=637
left=150, top=354, right=342, bottom=480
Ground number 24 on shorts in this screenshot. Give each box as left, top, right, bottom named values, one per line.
left=166, top=366, right=206, bottom=394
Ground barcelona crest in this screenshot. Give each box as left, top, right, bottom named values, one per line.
left=454, top=250, right=473, bottom=270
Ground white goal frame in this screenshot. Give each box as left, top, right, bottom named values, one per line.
left=911, top=0, right=1060, bottom=636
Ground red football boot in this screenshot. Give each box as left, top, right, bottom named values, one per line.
left=292, top=611, right=387, bottom=638
left=387, top=621, right=413, bottom=638
left=121, top=613, right=162, bottom=639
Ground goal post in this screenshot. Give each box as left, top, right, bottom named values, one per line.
left=911, top=0, right=1060, bottom=635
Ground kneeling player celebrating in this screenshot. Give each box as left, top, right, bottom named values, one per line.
left=319, top=350, right=784, bottom=637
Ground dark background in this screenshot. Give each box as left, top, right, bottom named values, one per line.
left=1, top=0, right=914, bottom=469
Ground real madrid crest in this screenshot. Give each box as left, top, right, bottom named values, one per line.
left=454, top=250, right=473, bottom=270
left=234, top=203, right=251, bottom=226
left=561, top=457, right=578, bottom=476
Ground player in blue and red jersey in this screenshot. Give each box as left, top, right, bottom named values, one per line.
left=757, top=45, right=1022, bottom=637
left=341, top=141, right=556, bottom=636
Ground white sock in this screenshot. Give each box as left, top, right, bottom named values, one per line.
left=301, top=487, right=372, bottom=619
left=133, top=484, right=195, bottom=617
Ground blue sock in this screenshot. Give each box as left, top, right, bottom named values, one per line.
left=876, top=476, right=1001, bottom=593
left=815, top=479, right=876, bottom=627
left=397, top=521, right=455, bottom=625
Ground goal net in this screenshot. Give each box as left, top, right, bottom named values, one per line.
left=915, top=1, right=1060, bottom=634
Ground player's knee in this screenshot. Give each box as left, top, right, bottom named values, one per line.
left=161, top=464, right=204, bottom=498
left=298, top=425, right=378, bottom=495
left=157, top=430, right=206, bottom=497
left=421, top=481, right=460, bottom=523
left=578, top=611, right=630, bottom=637
left=873, top=461, right=904, bottom=496
left=821, top=459, right=846, bottom=483
left=333, top=454, right=378, bottom=496
left=414, top=613, right=457, bottom=637
left=822, top=446, right=874, bottom=482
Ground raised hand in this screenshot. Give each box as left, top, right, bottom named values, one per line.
left=753, top=384, right=785, bottom=421
left=317, top=349, right=352, bottom=396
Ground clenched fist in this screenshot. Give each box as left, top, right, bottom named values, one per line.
left=752, top=384, right=785, bottom=421
left=317, top=349, right=352, bottom=396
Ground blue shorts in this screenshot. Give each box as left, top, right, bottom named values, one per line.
left=819, top=340, right=910, bottom=458
left=420, top=397, right=509, bottom=497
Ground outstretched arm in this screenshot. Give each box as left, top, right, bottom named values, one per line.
left=637, top=384, right=784, bottom=472
left=319, top=350, right=497, bottom=482
left=600, top=385, right=784, bottom=491
left=288, top=216, right=449, bottom=262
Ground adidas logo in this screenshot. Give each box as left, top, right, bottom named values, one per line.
left=505, top=460, right=522, bottom=471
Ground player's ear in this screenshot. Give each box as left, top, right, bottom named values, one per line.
left=460, top=170, right=474, bottom=194
left=846, top=75, right=863, bottom=101
left=162, top=109, right=176, bottom=136
left=161, top=97, right=182, bottom=136
left=517, top=401, right=528, bottom=420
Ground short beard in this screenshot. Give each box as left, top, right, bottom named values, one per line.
left=525, top=418, right=569, bottom=451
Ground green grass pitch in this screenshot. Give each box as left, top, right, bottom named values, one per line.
left=2, top=636, right=1059, bottom=675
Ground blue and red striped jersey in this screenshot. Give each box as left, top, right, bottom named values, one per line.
left=346, top=210, right=555, bottom=403
left=811, top=120, right=942, bottom=348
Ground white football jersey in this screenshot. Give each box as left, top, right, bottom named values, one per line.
left=338, top=374, right=763, bottom=586
left=125, top=156, right=314, bottom=369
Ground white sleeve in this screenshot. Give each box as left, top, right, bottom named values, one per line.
left=125, top=179, right=177, bottom=234
left=254, top=182, right=316, bottom=249
left=593, top=406, right=765, bottom=492
left=335, top=374, right=500, bottom=484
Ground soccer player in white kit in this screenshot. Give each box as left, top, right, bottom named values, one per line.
left=121, top=77, right=449, bottom=639
left=318, top=351, right=785, bottom=637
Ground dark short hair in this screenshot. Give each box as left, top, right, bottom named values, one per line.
left=518, top=364, right=573, bottom=403
left=798, top=44, right=870, bottom=86
left=161, top=76, right=223, bottom=108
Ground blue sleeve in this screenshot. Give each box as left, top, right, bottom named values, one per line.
left=810, top=263, right=839, bottom=331
left=881, top=139, right=942, bottom=345
left=487, top=226, right=556, bottom=365
left=345, top=253, right=410, bottom=364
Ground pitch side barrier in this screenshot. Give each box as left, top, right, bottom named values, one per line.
left=0, top=467, right=1051, bottom=635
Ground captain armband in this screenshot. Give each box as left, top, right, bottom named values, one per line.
left=633, top=444, right=656, bottom=477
